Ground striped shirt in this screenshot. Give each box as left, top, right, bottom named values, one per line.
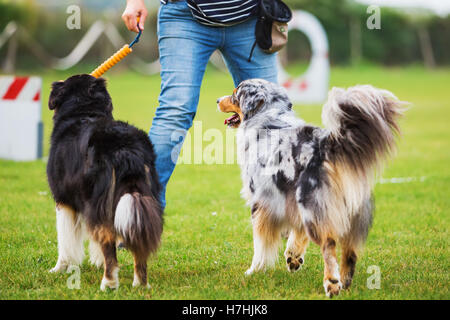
left=161, top=0, right=259, bottom=27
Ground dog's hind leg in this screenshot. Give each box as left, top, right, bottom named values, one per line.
left=284, top=225, right=309, bottom=273
left=132, top=251, right=150, bottom=289
left=88, top=238, right=103, bottom=268
left=340, top=240, right=358, bottom=290
left=92, top=226, right=119, bottom=291
left=50, top=204, right=85, bottom=273
left=114, top=192, right=162, bottom=289
left=321, top=237, right=342, bottom=298
left=339, top=201, right=372, bottom=289
left=245, top=205, right=281, bottom=276
left=100, top=241, right=119, bottom=291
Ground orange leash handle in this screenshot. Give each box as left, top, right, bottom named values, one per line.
left=90, top=44, right=132, bottom=78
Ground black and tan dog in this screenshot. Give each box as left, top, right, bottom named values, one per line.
left=218, top=79, right=403, bottom=297
left=47, top=74, right=163, bottom=290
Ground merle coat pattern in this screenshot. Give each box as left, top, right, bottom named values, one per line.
left=47, top=74, right=163, bottom=290
left=218, top=79, right=403, bottom=297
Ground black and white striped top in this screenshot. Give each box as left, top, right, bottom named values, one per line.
left=161, top=0, right=259, bottom=27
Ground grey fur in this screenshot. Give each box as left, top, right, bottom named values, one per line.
left=224, top=79, right=403, bottom=280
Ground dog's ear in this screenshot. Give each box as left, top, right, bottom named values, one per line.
left=87, top=77, right=107, bottom=100
left=87, top=76, right=112, bottom=113
left=48, top=81, right=65, bottom=110
left=240, top=91, right=266, bottom=116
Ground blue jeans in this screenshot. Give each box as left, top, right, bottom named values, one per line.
left=149, top=0, right=278, bottom=208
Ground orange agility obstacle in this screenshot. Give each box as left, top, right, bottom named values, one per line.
left=90, top=17, right=142, bottom=78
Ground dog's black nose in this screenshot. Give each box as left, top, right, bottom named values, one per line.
left=216, top=98, right=220, bottom=104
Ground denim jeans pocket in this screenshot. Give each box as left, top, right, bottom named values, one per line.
left=162, top=0, right=188, bottom=8
left=160, top=0, right=191, bottom=20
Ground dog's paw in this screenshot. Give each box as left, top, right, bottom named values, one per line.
left=284, top=251, right=304, bottom=273
left=341, top=276, right=353, bottom=290
left=133, top=280, right=151, bottom=290
left=323, top=278, right=342, bottom=298
left=135, top=283, right=151, bottom=290
left=100, top=277, right=119, bottom=291
left=245, top=268, right=255, bottom=276
left=49, top=262, right=68, bottom=273
left=132, top=275, right=151, bottom=289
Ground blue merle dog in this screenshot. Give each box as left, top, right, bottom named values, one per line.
left=218, top=79, right=403, bottom=297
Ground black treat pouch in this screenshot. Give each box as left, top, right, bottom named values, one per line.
left=249, top=0, right=292, bottom=61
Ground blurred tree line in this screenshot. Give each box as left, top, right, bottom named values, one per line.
left=0, top=0, right=158, bottom=71
left=285, top=0, right=450, bottom=66
left=1, top=0, right=449, bottom=71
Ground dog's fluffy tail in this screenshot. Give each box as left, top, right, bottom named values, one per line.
left=323, top=85, right=403, bottom=177
left=321, top=85, right=404, bottom=220
left=114, top=193, right=163, bottom=257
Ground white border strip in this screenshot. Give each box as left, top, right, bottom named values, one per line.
left=378, top=176, right=427, bottom=184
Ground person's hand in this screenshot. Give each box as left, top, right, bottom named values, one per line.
left=122, top=0, right=148, bottom=32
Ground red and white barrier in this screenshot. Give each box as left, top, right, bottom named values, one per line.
left=0, top=76, right=43, bottom=161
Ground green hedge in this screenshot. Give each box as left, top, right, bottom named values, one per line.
left=285, top=0, right=450, bottom=65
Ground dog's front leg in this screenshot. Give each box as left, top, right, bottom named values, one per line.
left=284, top=226, right=309, bottom=273
left=321, top=237, right=342, bottom=297
left=245, top=206, right=281, bottom=276
left=49, top=204, right=85, bottom=273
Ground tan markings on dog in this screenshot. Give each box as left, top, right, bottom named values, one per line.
left=245, top=204, right=283, bottom=274
left=253, top=205, right=281, bottom=247
left=218, top=96, right=243, bottom=128
left=292, top=226, right=309, bottom=256
left=304, top=220, right=322, bottom=245
left=115, top=236, right=124, bottom=247
left=283, top=193, right=309, bottom=273
left=93, top=226, right=119, bottom=290
left=326, top=159, right=373, bottom=211
left=99, top=241, right=119, bottom=290
left=285, top=191, right=301, bottom=226
left=321, top=237, right=342, bottom=297
left=340, top=244, right=358, bottom=289
left=133, top=254, right=149, bottom=287
left=55, top=203, right=77, bottom=220
left=91, top=225, right=116, bottom=245
left=101, top=241, right=118, bottom=279
left=284, top=225, right=309, bottom=272
left=322, top=160, right=373, bottom=238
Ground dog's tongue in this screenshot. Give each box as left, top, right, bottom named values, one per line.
left=224, top=113, right=239, bottom=125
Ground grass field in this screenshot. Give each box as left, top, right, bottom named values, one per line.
left=0, top=65, right=449, bottom=299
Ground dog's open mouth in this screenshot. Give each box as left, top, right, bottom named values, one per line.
left=224, top=113, right=241, bottom=127
left=218, top=95, right=243, bottom=128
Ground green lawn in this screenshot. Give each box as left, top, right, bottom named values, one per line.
left=0, top=65, right=449, bottom=299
